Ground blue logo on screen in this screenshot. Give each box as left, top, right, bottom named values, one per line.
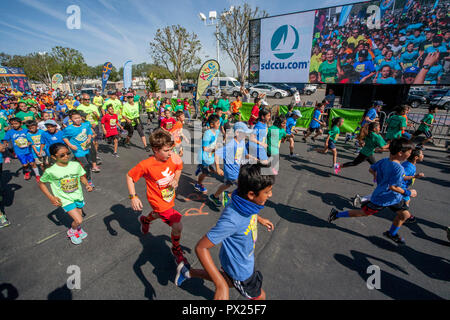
left=271, top=25, right=299, bottom=59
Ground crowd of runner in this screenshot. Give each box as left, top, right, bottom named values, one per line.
left=0, top=85, right=449, bottom=300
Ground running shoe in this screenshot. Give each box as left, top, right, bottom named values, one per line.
left=77, top=228, right=88, bottom=240
left=139, top=214, right=151, bottom=235
left=209, top=194, right=221, bottom=207
left=172, top=245, right=189, bottom=266
left=194, top=183, right=207, bottom=193
left=222, top=191, right=231, bottom=207
left=4, top=157, right=10, bottom=164
left=405, top=216, right=416, bottom=224
left=334, top=163, right=341, bottom=174
left=67, top=229, right=82, bottom=245
left=92, top=167, right=101, bottom=173
left=112, top=153, right=119, bottom=158
left=0, top=214, right=10, bottom=229
left=88, top=181, right=95, bottom=188
left=383, top=231, right=405, bottom=245
left=289, top=153, right=300, bottom=159
left=345, top=134, right=352, bottom=143
left=302, top=137, right=307, bottom=143
left=175, top=261, right=191, bottom=287
left=24, top=172, right=31, bottom=180
left=328, top=208, right=338, bottom=223
left=353, top=194, right=362, bottom=208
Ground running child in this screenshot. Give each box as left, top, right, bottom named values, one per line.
left=183, top=98, right=191, bottom=122
left=39, top=143, right=93, bottom=245
left=328, top=138, right=416, bottom=245
left=411, top=106, right=437, bottom=147
left=267, top=115, right=288, bottom=173
left=208, top=122, right=252, bottom=207
left=303, top=103, right=325, bottom=142
left=285, top=110, right=302, bottom=158
left=41, top=119, right=65, bottom=168
left=311, top=117, right=344, bottom=174
left=247, top=108, right=271, bottom=164
left=101, top=104, right=124, bottom=157
left=145, top=95, right=155, bottom=124
left=25, top=120, right=45, bottom=174
left=231, top=96, right=242, bottom=122
left=2, top=118, right=40, bottom=181
left=160, top=109, right=177, bottom=132
left=126, top=129, right=188, bottom=266
left=385, top=105, right=407, bottom=142
left=175, top=163, right=275, bottom=301
left=194, top=115, right=221, bottom=194
left=170, top=111, right=187, bottom=157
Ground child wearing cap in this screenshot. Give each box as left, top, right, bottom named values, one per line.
left=41, top=119, right=65, bottom=167
left=286, top=110, right=302, bottom=157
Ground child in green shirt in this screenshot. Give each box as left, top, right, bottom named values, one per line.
left=412, top=106, right=437, bottom=147
left=312, top=117, right=344, bottom=174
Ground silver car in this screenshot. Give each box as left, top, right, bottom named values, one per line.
left=249, top=84, right=288, bottom=99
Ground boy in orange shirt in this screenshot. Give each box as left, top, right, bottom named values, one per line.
left=126, top=129, right=188, bottom=266
left=231, top=96, right=242, bottom=122
left=170, top=111, right=187, bottom=156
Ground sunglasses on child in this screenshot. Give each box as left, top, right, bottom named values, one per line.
left=56, top=151, right=72, bottom=158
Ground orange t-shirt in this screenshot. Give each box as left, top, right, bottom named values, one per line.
left=128, top=154, right=183, bottom=213
left=170, top=121, right=183, bottom=145
left=231, top=100, right=242, bottom=113
left=402, top=115, right=408, bottom=134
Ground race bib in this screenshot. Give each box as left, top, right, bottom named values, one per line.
left=24, top=116, right=33, bottom=121
left=355, top=64, right=366, bottom=72
left=325, top=77, right=335, bottom=83
left=235, top=147, right=244, bottom=162
left=161, top=186, right=175, bottom=203
left=80, top=139, right=90, bottom=151
left=15, top=137, right=28, bottom=148
left=166, top=122, right=173, bottom=130
left=31, top=135, right=41, bottom=145
left=60, top=177, right=79, bottom=193
left=110, top=119, right=117, bottom=127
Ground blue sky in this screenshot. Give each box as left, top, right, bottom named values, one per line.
left=0, top=0, right=364, bottom=76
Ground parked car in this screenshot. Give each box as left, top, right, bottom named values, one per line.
left=80, top=87, right=97, bottom=99
left=268, top=83, right=297, bottom=96
left=429, top=90, right=450, bottom=110
left=304, top=84, right=317, bottom=95
left=406, top=93, right=428, bottom=108
left=428, top=89, right=448, bottom=100
left=181, top=83, right=195, bottom=92
left=249, top=84, right=289, bottom=99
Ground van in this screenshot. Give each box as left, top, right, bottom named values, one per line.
left=208, top=77, right=241, bottom=97
left=157, top=79, right=175, bottom=92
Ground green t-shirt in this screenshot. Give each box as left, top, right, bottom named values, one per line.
left=267, top=125, right=287, bottom=156
left=40, top=161, right=86, bottom=207
left=77, top=104, right=100, bottom=125
left=93, top=96, right=104, bottom=107
left=0, top=117, right=9, bottom=141
left=145, top=99, right=155, bottom=112
left=134, top=95, right=140, bottom=103
left=218, top=99, right=230, bottom=112
left=360, top=132, right=386, bottom=157
left=318, top=60, right=338, bottom=83
left=122, top=102, right=140, bottom=125
left=385, top=115, right=406, bottom=140
left=26, top=99, right=37, bottom=107
left=174, top=105, right=184, bottom=112
left=329, top=125, right=340, bottom=142
left=16, top=111, right=35, bottom=122
left=102, top=99, right=123, bottom=120
left=418, top=113, right=434, bottom=132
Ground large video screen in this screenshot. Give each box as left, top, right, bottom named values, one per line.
left=249, top=0, right=449, bottom=85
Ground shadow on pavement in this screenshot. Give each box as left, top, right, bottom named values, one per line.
left=0, top=283, right=19, bottom=300
left=47, top=284, right=73, bottom=300
left=308, top=190, right=354, bottom=211
left=292, top=164, right=373, bottom=186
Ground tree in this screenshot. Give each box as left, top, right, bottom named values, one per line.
left=50, top=46, right=86, bottom=93
left=145, top=72, right=160, bottom=93
left=216, top=4, right=268, bottom=84
left=149, top=25, right=202, bottom=92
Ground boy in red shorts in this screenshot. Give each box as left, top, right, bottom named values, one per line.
left=101, top=104, right=124, bottom=157
left=126, top=129, right=188, bottom=266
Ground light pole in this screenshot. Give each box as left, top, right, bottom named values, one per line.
left=198, top=6, right=234, bottom=97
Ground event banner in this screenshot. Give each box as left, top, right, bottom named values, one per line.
left=51, top=73, right=63, bottom=90
left=196, top=60, right=219, bottom=101
left=0, top=66, right=30, bottom=91
left=102, top=62, right=113, bottom=93
left=251, top=0, right=449, bottom=85
left=123, top=60, right=132, bottom=90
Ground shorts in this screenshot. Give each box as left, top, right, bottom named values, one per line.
left=223, top=269, right=263, bottom=300
left=93, top=125, right=102, bottom=141
left=328, top=140, right=336, bottom=150
left=361, top=200, right=409, bottom=216
left=224, top=178, right=237, bottom=186
left=17, top=153, right=35, bottom=165
left=308, top=127, right=321, bottom=133
left=197, top=164, right=215, bottom=175
left=63, top=200, right=85, bottom=212
left=106, top=135, right=119, bottom=144
left=413, top=129, right=432, bottom=139
left=124, top=121, right=145, bottom=138
left=155, top=208, right=182, bottom=226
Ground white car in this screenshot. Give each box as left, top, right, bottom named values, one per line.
left=304, top=84, right=317, bottom=95
left=249, top=84, right=288, bottom=99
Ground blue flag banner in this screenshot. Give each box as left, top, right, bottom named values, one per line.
left=380, top=0, right=394, bottom=17
left=339, top=5, right=353, bottom=27
left=123, top=60, right=132, bottom=90
left=433, top=0, right=439, bottom=10
left=102, top=62, right=112, bottom=93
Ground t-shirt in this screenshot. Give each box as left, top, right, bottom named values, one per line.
left=377, top=76, right=397, bottom=84
left=63, top=123, right=93, bottom=158
left=231, top=100, right=242, bottom=113
left=353, top=60, right=376, bottom=80
left=93, top=96, right=104, bottom=107
left=206, top=191, right=264, bottom=281
left=401, top=161, right=416, bottom=190
left=0, top=117, right=9, bottom=141
left=200, top=129, right=219, bottom=166
left=56, top=103, right=68, bottom=115
left=41, top=130, right=65, bottom=156
left=174, top=105, right=184, bottom=112
left=418, top=113, right=434, bottom=132
left=286, top=117, right=297, bottom=135
left=310, top=110, right=322, bottom=129
left=122, top=102, right=140, bottom=125
left=319, top=60, right=338, bottom=83
left=385, top=115, right=407, bottom=140
left=3, top=128, right=32, bottom=155
left=15, top=111, right=35, bottom=123
left=248, top=105, right=259, bottom=126
left=27, top=129, right=45, bottom=158
left=249, top=122, right=268, bottom=161
left=376, top=59, right=401, bottom=71
left=215, top=138, right=247, bottom=181
left=101, top=113, right=120, bottom=137
left=77, top=104, right=100, bottom=125
left=370, top=158, right=404, bottom=207
left=267, top=125, right=287, bottom=156
left=328, top=125, right=340, bottom=142
left=127, top=154, right=183, bottom=213
left=360, top=132, right=386, bottom=157
left=170, top=121, right=183, bottom=145
left=400, top=50, right=419, bottom=68
left=423, top=64, right=443, bottom=84
left=160, top=117, right=177, bottom=131
left=40, top=161, right=86, bottom=207
left=145, top=99, right=155, bottom=112
left=361, top=108, right=377, bottom=126
left=218, top=99, right=230, bottom=112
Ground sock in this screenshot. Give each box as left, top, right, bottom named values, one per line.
left=171, top=233, right=181, bottom=249
left=336, top=211, right=349, bottom=218
left=32, top=167, right=40, bottom=177
left=389, top=224, right=400, bottom=236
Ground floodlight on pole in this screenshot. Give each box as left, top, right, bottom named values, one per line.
left=209, top=11, right=217, bottom=20
left=199, top=12, right=207, bottom=22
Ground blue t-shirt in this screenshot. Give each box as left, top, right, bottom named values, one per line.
left=42, top=108, right=56, bottom=118
left=286, top=116, right=297, bottom=134
left=353, top=60, right=376, bottom=80
left=3, top=128, right=32, bottom=156
left=310, top=110, right=322, bottom=129
left=377, top=59, right=401, bottom=71
left=248, top=122, right=268, bottom=161
left=361, top=108, right=377, bottom=127
left=26, top=129, right=45, bottom=158
left=377, top=76, right=397, bottom=84
left=63, top=122, right=93, bottom=158
left=370, top=158, right=405, bottom=207
left=216, top=139, right=247, bottom=181
left=56, top=103, right=68, bottom=114
left=41, top=130, right=65, bottom=156
left=73, top=101, right=80, bottom=108
left=206, top=191, right=264, bottom=281
left=424, top=64, right=443, bottom=84
left=424, top=45, right=447, bottom=54
left=200, top=129, right=219, bottom=165
left=400, top=50, right=419, bottom=67
left=401, top=161, right=416, bottom=190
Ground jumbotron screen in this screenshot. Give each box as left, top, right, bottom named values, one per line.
left=248, top=0, right=449, bottom=85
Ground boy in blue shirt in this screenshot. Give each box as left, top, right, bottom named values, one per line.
left=286, top=110, right=302, bottom=157
left=3, top=118, right=40, bottom=181
left=176, top=163, right=275, bottom=300
left=194, top=115, right=221, bottom=193
left=328, top=138, right=416, bottom=245
left=303, top=104, right=325, bottom=143
left=402, top=147, right=424, bottom=223
left=209, top=122, right=252, bottom=207
left=25, top=120, right=45, bottom=174
left=41, top=120, right=65, bottom=167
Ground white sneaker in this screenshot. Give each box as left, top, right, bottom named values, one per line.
left=353, top=194, right=362, bottom=208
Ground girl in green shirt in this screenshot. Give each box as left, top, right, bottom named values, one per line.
left=385, top=106, right=408, bottom=141
left=312, top=117, right=344, bottom=174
